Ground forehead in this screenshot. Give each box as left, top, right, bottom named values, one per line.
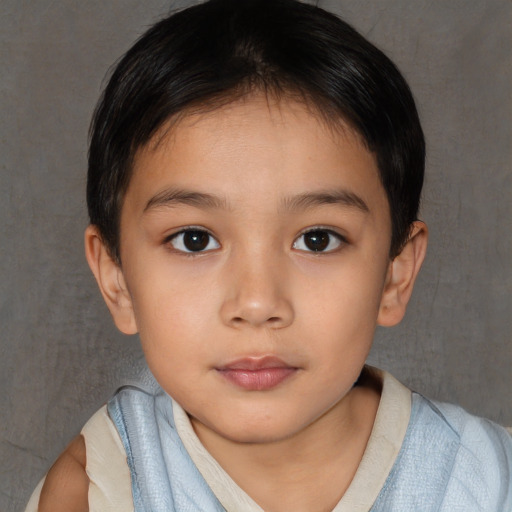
left=125, top=95, right=388, bottom=218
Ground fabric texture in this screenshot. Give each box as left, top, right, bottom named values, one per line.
left=107, top=368, right=512, bottom=511
left=170, top=368, right=412, bottom=512
left=83, top=406, right=133, bottom=511
left=23, top=406, right=133, bottom=512
left=108, top=381, right=225, bottom=512
left=25, top=367, right=512, bottom=511
left=371, top=396, right=512, bottom=511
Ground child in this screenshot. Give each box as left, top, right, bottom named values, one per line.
left=26, top=0, right=512, bottom=510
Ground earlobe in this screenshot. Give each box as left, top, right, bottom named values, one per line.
left=84, top=225, right=138, bottom=335
left=377, top=221, right=428, bottom=327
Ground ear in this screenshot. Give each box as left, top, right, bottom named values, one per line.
left=84, top=225, right=138, bottom=335
left=377, top=221, right=428, bottom=327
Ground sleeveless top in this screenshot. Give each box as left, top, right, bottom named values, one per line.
left=25, top=368, right=512, bottom=511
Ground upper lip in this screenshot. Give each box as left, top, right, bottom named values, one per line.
left=217, top=356, right=295, bottom=371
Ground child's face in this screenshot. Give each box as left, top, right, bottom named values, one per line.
left=115, top=96, right=394, bottom=443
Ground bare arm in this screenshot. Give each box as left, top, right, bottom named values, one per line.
left=38, top=434, right=89, bottom=512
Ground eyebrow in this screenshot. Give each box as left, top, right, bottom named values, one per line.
left=281, top=190, right=370, bottom=214
left=144, top=187, right=369, bottom=215
left=144, top=187, right=229, bottom=212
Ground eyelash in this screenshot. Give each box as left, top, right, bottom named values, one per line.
left=165, top=227, right=220, bottom=254
left=293, top=228, right=347, bottom=254
left=164, top=227, right=347, bottom=254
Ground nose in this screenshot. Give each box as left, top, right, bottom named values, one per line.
left=219, top=252, right=294, bottom=329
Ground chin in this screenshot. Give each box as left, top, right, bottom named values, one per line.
left=220, top=429, right=294, bottom=445
left=208, top=413, right=308, bottom=445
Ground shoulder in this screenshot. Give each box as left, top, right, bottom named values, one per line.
left=416, top=394, right=512, bottom=462
left=38, top=434, right=89, bottom=512
left=25, top=405, right=133, bottom=512
left=411, top=394, right=512, bottom=509
left=430, top=397, right=512, bottom=479
left=373, top=390, right=511, bottom=510
left=82, top=405, right=133, bottom=510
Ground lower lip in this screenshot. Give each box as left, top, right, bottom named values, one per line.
left=218, top=367, right=297, bottom=391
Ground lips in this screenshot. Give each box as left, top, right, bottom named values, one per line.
left=216, top=356, right=298, bottom=391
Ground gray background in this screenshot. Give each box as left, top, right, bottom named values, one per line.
left=1, top=1, right=510, bottom=510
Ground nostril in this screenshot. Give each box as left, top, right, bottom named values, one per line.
left=221, top=295, right=294, bottom=329
left=229, top=315, right=282, bottom=326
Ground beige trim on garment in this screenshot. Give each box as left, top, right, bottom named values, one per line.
left=25, top=368, right=413, bottom=512
left=332, top=369, right=411, bottom=511
left=173, top=368, right=412, bottom=512
left=24, top=478, right=44, bottom=512
left=83, top=406, right=133, bottom=512
left=173, top=399, right=266, bottom=511
left=24, top=406, right=132, bottom=512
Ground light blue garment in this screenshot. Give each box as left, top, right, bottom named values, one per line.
left=108, top=373, right=512, bottom=512
left=108, top=376, right=225, bottom=512
left=371, top=398, right=512, bottom=511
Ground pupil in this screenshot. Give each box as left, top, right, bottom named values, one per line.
left=184, top=231, right=209, bottom=251
left=305, top=231, right=329, bottom=251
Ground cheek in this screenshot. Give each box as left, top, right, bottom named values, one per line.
left=300, top=264, right=385, bottom=323
left=131, top=273, right=221, bottom=353
left=133, top=286, right=211, bottom=393
left=296, top=269, right=385, bottom=372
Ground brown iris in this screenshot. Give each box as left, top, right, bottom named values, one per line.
left=303, top=230, right=330, bottom=252
left=182, top=230, right=210, bottom=251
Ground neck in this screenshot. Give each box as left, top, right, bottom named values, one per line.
left=191, top=374, right=381, bottom=512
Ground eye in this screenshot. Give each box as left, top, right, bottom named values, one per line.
left=293, top=229, right=345, bottom=253
left=168, top=229, right=220, bottom=253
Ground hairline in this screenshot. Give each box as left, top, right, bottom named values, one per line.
left=110, top=86, right=378, bottom=264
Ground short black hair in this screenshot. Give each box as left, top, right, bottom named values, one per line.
left=88, top=0, right=425, bottom=262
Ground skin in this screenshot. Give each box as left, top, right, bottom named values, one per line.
left=38, top=435, right=88, bottom=511
left=43, top=95, right=427, bottom=511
